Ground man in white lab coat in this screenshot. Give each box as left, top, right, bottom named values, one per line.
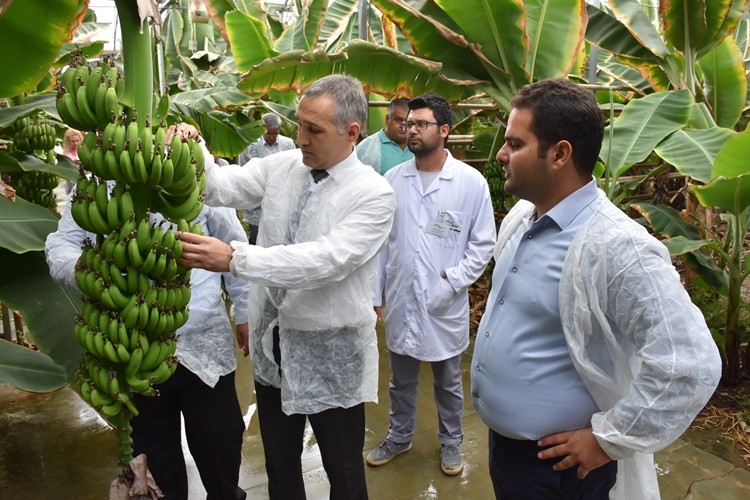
left=366, top=93, right=496, bottom=476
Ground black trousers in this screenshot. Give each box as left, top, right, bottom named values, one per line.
left=489, top=430, right=617, bottom=500
left=254, top=381, right=368, bottom=500
left=131, top=364, right=246, bottom=500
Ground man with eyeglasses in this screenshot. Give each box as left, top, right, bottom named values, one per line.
left=356, top=97, right=414, bottom=175
left=366, top=93, right=496, bottom=476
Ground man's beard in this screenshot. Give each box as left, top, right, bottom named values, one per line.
left=408, top=140, right=439, bottom=158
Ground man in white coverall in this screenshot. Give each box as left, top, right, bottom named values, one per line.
left=366, top=93, right=496, bottom=476
left=174, top=74, right=396, bottom=500
left=471, top=78, right=721, bottom=499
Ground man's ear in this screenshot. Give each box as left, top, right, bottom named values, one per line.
left=346, top=122, right=361, bottom=142
left=550, top=140, right=573, bottom=170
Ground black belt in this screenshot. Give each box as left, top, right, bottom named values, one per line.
left=491, top=430, right=554, bottom=460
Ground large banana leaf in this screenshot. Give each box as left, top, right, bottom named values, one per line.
left=629, top=202, right=727, bottom=292
left=601, top=89, right=692, bottom=177
left=711, top=124, right=750, bottom=178
left=320, top=0, right=359, bottom=47
left=0, top=197, right=61, bottom=254
left=434, top=0, right=529, bottom=86
left=226, top=9, right=280, bottom=72
left=0, top=94, right=59, bottom=129
left=237, top=40, right=470, bottom=102
left=522, top=0, right=588, bottom=81
left=608, top=0, right=671, bottom=58
left=661, top=0, right=707, bottom=52
left=0, top=340, right=66, bottom=392
left=170, top=87, right=256, bottom=112
left=585, top=3, right=660, bottom=62
left=693, top=125, right=750, bottom=213
left=370, top=0, right=496, bottom=85
left=697, top=37, right=747, bottom=128
left=0, top=0, right=86, bottom=97
left=275, top=0, right=327, bottom=53
left=655, top=127, right=735, bottom=183
left=695, top=0, right=746, bottom=58
left=171, top=103, right=263, bottom=158
left=0, top=248, right=82, bottom=378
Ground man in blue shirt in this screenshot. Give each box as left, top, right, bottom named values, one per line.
left=357, top=98, right=414, bottom=174
left=472, top=79, right=720, bottom=499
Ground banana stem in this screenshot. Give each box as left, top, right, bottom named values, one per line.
left=114, top=0, right=156, bottom=218
left=114, top=0, right=154, bottom=128
left=112, top=417, right=134, bottom=466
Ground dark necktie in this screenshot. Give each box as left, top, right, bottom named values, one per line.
left=311, top=169, right=329, bottom=183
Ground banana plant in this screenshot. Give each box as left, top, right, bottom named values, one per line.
left=586, top=0, right=747, bottom=128
left=631, top=125, right=750, bottom=385
left=210, top=0, right=587, bottom=110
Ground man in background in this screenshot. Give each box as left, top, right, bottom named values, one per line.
left=238, top=111, right=295, bottom=165
left=357, top=97, right=414, bottom=174
left=238, top=112, right=296, bottom=243
left=366, top=93, right=495, bottom=476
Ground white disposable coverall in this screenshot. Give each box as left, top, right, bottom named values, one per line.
left=203, top=148, right=396, bottom=414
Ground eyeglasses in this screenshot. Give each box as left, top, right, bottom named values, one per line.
left=399, top=120, right=441, bottom=133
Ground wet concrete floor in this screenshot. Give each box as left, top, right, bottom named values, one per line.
left=2, top=324, right=750, bottom=499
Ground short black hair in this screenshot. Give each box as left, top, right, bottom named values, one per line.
left=511, top=79, right=604, bottom=175
left=408, top=93, right=453, bottom=127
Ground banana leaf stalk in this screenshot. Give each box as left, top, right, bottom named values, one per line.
left=114, top=0, right=156, bottom=219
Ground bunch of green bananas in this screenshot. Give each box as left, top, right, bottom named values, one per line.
left=70, top=213, right=202, bottom=419
left=10, top=170, right=59, bottom=210
left=53, top=55, right=209, bottom=426
left=75, top=113, right=207, bottom=224
left=56, top=57, right=123, bottom=132
left=13, top=121, right=57, bottom=153
left=483, top=160, right=506, bottom=207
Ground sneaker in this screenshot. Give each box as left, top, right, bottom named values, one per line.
left=366, top=439, right=412, bottom=466
left=440, top=444, right=464, bottom=476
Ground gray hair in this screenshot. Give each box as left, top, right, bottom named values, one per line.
left=302, top=74, right=368, bottom=133
left=261, top=112, right=282, bottom=129
left=388, top=97, right=409, bottom=115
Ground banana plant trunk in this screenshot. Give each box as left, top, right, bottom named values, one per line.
left=114, top=0, right=154, bottom=219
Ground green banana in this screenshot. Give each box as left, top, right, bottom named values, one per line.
left=75, top=82, right=97, bottom=128
left=127, top=236, right=143, bottom=269
left=94, top=180, right=109, bottom=217
left=135, top=216, right=151, bottom=253
left=139, top=340, right=163, bottom=372
left=119, top=148, right=137, bottom=184
left=103, top=85, right=119, bottom=122
left=134, top=146, right=148, bottom=183
left=88, top=200, right=111, bottom=235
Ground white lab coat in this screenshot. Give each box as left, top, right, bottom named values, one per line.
left=203, top=148, right=396, bottom=414
left=375, top=152, right=496, bottom=361
left=483, top=190, right=721, bottom=499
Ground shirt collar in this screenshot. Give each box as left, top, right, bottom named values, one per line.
left=314, top=148, right=358, bottom=182
left=378, top=129, right=398, bottom=146
left=543, top=178, right=599, bottom=230
left=402, top=149, right=454, bottom=177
